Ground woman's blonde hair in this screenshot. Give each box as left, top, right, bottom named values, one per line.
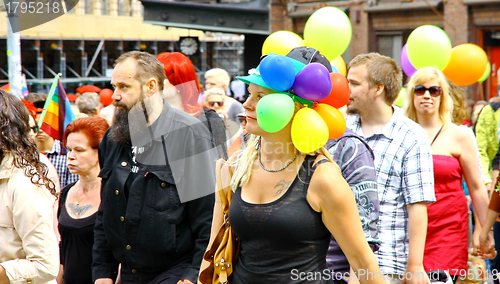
left=403, top=67, right=453, bottom=127
left=229, top=135, right=336, bottom=192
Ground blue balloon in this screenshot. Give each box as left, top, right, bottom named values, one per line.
left=330, top=63, right=340, bottom=73
left=260, top=54, right=296, bottom=92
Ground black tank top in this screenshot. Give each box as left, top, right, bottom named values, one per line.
left=228, top=155, right=333, bottom=283
left=58, top=182, right=96, bottom=284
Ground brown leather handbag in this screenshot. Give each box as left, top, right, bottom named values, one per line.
left=199, top=159, right=240, bottom=284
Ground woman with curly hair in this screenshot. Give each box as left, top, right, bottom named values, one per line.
left=0, top=90, right=60, bottom=283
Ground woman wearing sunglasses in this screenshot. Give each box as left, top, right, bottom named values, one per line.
left=403, top=67, right=490, bottom=281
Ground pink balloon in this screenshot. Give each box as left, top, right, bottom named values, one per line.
left=401, top=44, right=417, bottom=77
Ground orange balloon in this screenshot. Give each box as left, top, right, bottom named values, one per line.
left=100, top=88, right=114, bottom=106
left=442, top=44, right=488, bottom=86
left=313, top=103, right=346, bottom=139
left=319, top=73, right=350, bottom=108
left=331, top=56, right=347, bottom=77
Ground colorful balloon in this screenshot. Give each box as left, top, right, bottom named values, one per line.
left=319, top=73, right=350, bottom=108
left=262, top=31, right=304, bottom=56
left=256, top=94, right=295, bottom=133
left=293, top=63, right=332, bottom=101
left=478, top=62, right=491, bottom=83
left=313, top=103, right=346, bottom=139
left=291, top=108, right=329, bottom=153
left=407, top=25, right=452, bottom=70
left=331, top=64, right=340, bottom=74
left=303, top=7, right=352, bottom=61
left=394, top=87, right=406, bottom=108
left=442, top=44, right=488, bottom=86
left=330, top=56, right=347, bottom=77
left=260, top=54, right=296, bottom=92
left=401, top=44, right=417, bottom=78
left=100, top=88, right=114, bottom=106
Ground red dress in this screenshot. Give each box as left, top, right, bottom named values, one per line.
left=424, top=155, right=468, bottom=276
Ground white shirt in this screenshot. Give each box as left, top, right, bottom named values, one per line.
left=346, top=107, right=436, bottom=275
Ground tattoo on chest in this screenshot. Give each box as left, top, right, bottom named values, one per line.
left=68, top=203, right=93, bottom=216
left=274, top=180, right=292, bottom=196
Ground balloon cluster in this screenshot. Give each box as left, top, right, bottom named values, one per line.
left=401, top=25, right=490, bottom=86
left=253, top=6, right=353, bottom=153
left=255, top=53, right=349, bottom=153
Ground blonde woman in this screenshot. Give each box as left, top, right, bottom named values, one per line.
left=200, top=50, right=384, bottom=284
left=403, top=67, right=490, bottom=280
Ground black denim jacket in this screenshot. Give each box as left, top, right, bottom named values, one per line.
left=92, top=102, right=216, bottom=283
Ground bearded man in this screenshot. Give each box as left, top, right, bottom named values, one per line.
left=93, top=51, right=217, bottom=284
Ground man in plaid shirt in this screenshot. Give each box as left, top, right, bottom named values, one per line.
left=345, top=53, right=435, bottom=284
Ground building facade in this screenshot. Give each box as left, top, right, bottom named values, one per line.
left=271, top=0, right=500, bottom=101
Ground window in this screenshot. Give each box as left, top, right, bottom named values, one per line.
left=377, top=34, right=402, bottom=67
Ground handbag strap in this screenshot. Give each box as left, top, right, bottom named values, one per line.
left=216, top=159, right=234, bottom=218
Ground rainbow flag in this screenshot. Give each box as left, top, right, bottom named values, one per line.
left=1, top=74, right=29, bottom=98
left=38, top=73, right=75, bottom=142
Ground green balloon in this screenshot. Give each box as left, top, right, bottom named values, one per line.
left=395, top=87, right=406, bottom=107
left=407, top=25, right=452, bottom=70
left=257, top=94, right=295, bottom=133
left=478, top=62, right=491, bottom=83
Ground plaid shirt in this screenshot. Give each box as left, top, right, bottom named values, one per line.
left=45, top=140, right=79, bottom=189
left=346, top=107, right=435, bottom=275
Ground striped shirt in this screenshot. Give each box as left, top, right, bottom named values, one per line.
left=346, top=107, right=435, bottom=275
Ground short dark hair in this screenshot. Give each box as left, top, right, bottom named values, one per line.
left=115, top=51, right=166, bottom=91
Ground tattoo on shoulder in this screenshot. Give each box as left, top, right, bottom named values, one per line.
left=68, top=203, right=93, bottom=216
left=274, top=180, right=292, bottom=196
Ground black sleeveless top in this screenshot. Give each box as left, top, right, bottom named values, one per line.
left=228, top=155, right=333, bottom=283
left=58, top=182, right=96, bottom=284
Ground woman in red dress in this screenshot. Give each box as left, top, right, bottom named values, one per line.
left=403, top=67, right=490, bottom=281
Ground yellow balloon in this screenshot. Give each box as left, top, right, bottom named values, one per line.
left=291, top=108, right=329, bottom=153
left=331, top=56, right=347, bottom=77
left=262, top=31, right=304, bottom=56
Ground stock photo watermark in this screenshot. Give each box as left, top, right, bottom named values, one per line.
left=3, top=0, right=78, bottom=32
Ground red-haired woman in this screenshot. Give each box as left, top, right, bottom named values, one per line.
left=157, top=52, right=228, bottom=159
left=57, top=116, right=109, bottom=284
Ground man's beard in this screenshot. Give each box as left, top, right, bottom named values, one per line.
left=109, top=90, right=148, bottom=146
left=346, top=102, right=358, bottom=115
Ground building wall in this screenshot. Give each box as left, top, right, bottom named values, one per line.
left=271, top=0, right=500, bottom=100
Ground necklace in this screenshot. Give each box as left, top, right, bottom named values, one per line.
left=258, top=147, right=299, bottom=172
left=75, top=183, right=100, bottom=206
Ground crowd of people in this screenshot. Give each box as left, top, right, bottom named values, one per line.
left=1, top=47, right=500, bottom=284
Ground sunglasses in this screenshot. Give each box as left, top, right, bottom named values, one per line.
left=31, top=125, right=39, bottom=133
left=208, top=101, right=224, bottom=107
left=414, top=85, right=442, bottom=97
left=238, top=117, right=247, bottom=124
